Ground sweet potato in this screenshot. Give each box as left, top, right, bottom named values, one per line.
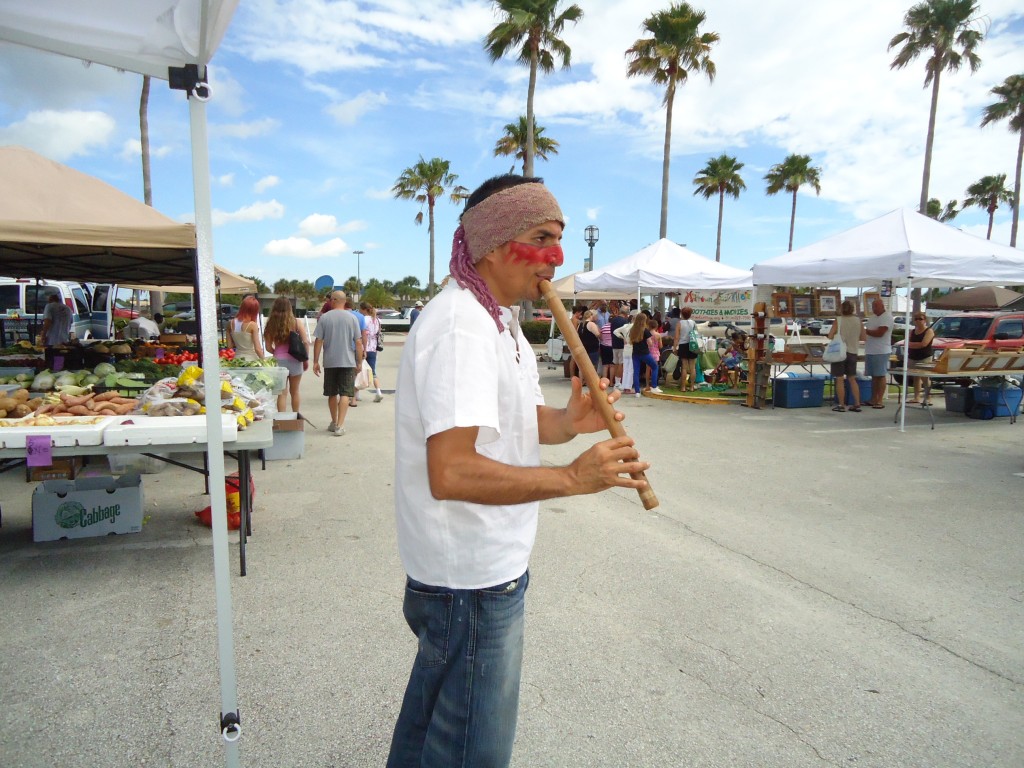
left=66, top=405, right=92, bottom=416
left=93, top=391, right=121, bottom=402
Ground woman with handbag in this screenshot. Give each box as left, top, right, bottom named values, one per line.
left=827, top=299, right=866, bottom=412
left=264, top=297, right=310, bottom=413
left=673, top=306, right=699, bottom=392
left=359, top=301, right=385, bottom=403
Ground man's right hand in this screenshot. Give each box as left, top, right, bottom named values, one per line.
left=567, top=436, right=650, bottom=495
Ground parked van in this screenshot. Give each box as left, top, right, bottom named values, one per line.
left=0, top=277, right=95, bottom=343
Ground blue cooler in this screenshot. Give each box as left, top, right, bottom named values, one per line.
left=773, top=377, right=825, bottom=408
left=843, top=376, right=873, bottom=406
left=969, top=386, right=1023, bottom=418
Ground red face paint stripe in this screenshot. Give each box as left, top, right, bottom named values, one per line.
left=507, top=240, right=564, bottom=266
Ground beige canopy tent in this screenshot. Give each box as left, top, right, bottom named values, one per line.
left=550, top=270, right=627, bottom=301
left=122, top=264, right=256, bottom=295
left=0, top=146, right=197, bottom=285
left=927, top=285, right=1023, bottom=311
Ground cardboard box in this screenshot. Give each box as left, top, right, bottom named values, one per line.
left=264, top=411, right=305, bottom=460
left=32, top=474, right=144, bottom=542
left=28, top=456, right=83, bottom=482
left=773, top=377, right=824, bottom=408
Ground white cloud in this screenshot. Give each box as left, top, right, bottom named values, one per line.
left=119, top=138, right=174, bottom=162
left=0, top=110, right=114, bottom=160
left=211, top=117, right=279, bottom=139
left=216, top=173, right=235, bottom=186
left=212, top=199, right=285, bottom=226
left=326, top=90, right=389, bottom=125
left=254, top=175, right=280, bottom=193
left=232, top=0, right=495, bottom=75
left=366, top=187, right=395, bottom=200
left=298, top=214, right=368, bottom=237
left=586, top=207, right=600, bottom=221
left=263, top=236, right=350, bottom=259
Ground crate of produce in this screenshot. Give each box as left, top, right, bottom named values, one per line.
left=773, top=377, right=824, bottom=408
left=32, top=474, right=144, bottom=542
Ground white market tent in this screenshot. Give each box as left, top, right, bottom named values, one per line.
left=751, top=208, right=1024, bottom=288
left=575, top=238, right=754, bottom=294
left=750, top=208, right=1024, bottom=430
left=0, top=2, right=245, bottom=763
left=549, top=271, right=624, bottom=301
left=124, top=264, right=257, bottom=295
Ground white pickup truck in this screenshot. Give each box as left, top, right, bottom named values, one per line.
left=378, top=306, right=416, bottom=332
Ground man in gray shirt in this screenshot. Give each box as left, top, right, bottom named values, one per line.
left=312, top=291, right=364, bottom=436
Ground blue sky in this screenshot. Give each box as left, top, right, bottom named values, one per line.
left=1, top=0, right=1022, bottom=292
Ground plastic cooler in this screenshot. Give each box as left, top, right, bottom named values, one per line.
left=944, top=386, right=970, bottom=413
left=773, top=377, right=824, bottom=408
left=970, top=386, right=1023, bottom=418
left=844, top=376, right=873, bottom=406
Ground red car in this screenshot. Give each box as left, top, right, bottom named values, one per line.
left=895, top=312, right=1024, bottom=361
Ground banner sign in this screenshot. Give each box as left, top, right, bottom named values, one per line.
left=676, top=289, right=753, bottom=321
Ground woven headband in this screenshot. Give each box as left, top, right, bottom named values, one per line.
left=461, top=183, right=564, bottom=263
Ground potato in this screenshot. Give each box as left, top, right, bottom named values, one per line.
left=0, top=409, right=6, bottom=418
left=12, top=388, right=30, bottom=402
left=11, top=403, right=32, bottom=418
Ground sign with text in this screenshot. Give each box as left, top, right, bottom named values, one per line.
left=676, top=289, right=753, bottom=321
left=26, top=434, right=52, bottom=467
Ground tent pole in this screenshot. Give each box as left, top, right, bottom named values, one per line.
left=188, top=82, right=242, bottom=767
left=899, top=279, right=912, bottom=433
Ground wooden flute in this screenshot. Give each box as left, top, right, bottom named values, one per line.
left=539, top=280, right=659, bottom=510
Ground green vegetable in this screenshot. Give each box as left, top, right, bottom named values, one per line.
left=32, top=371, right=55, bottom=391
left=56, top=385, right=92, bottom=396
left=94, top=362, right=116, bottom=377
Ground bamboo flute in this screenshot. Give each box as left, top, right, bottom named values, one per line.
left=539, top=280, right=659, bottom=510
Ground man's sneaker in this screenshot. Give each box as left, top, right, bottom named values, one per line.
left=327, top=422, right=338, bottom=433
left=650, top=387, right=663, bottom=394
left=333, top=427, right=346, bottom=437
left=374, top=392, right=384, bottom=403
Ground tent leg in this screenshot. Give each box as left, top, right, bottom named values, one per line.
left=188, top=87, right=242, bottom=766
left=899, top=280, right=912, bottom=433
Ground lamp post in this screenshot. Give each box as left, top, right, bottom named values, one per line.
left=352, top=250, right=364, bottom=297
left=584, top=225, right=599, bottom=272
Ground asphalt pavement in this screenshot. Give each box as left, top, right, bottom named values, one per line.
left=1, top=336, right=1022, bottom=767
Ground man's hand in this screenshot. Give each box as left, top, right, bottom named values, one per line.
left=566, top=435, right=650, bottom=495
left=313, top=361, right=321, bottom=377
left=565, top=375, right=623, bottom=436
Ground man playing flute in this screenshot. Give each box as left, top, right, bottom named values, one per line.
left=388, top=174, right=650, bottom=768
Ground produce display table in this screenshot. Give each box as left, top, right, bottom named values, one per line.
left=0, top=418, right=273, bottom=575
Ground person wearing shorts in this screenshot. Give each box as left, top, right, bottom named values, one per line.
left=828, top=299, right=866, bottom=412
left=312, top=291, right=363, bottom=436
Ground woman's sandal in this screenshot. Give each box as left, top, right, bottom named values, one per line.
left=849, top=405, right=862, bottom=412
left=872, top=403, right=885, bottom=409
left=832, top=405, right=846, bottom=412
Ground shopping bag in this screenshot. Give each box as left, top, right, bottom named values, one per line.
left=821, top=335, right=847, bottom=363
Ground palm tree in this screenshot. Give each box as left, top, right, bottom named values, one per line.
left=392, top=157, right=468, bottom=296
left=626, top=2, right=719, bottom=240
left=962, top=173, right=1014, bottom=240
left=494, top=115, right=560, bottom=174
left=764, top=154, right=822, bottom=251
left=980, top=74, right=1024, bottom=246
left=692, top=154, right=745, bottom=261
left=484, top=0, right=583, bottom=178
left=926, top=197, right=959, bottom=222
left=888, top=0, right=984, bottom=215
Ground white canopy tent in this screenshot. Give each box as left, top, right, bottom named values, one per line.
left=751, top=208, right=1024, bottom=430
left=549, top=271, right=625, bottom=301
left=751, top=208, right=1024, bottom=288
left=575, top=238, right=754, bottom=294
left=0, top=2, right=244, bottom=763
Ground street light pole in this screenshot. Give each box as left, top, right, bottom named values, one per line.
left=352, top=250, right=364, bottom=297
left=583, top=225, right=600, bottom=272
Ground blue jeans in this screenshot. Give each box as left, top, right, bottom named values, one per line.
left=632, top=352, right=658, bottom=391
left=387, top=570, right=529, bottom=768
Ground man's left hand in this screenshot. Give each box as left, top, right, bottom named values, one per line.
left=565, top=375, right=623, bottom=436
